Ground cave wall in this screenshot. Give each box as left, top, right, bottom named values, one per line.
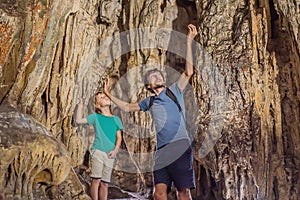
left=0, top=0, right=299, bottom=199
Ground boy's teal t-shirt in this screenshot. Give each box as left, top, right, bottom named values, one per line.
left=86, top=113, right=123, bottom=153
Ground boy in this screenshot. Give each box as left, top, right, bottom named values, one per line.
left=76, top=92, right=123, bottom=200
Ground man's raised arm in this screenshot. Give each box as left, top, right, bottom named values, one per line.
left=104, top=78, right=141, bottom=112
left=178, top=24, right=198, bottom=92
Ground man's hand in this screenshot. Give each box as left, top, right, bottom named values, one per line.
left=103, top=77, right=141, bottom=112
left=104, top=77, right=111, bottom=95
left=187, top=24, right=198, bottom=40
left=177, top=24, right=198, bottom=92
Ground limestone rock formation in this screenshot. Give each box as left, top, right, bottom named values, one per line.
left=0, top=105, right=88, bottom=199
left=0, top=0, right=299, bottom=199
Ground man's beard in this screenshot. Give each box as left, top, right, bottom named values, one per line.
left=152, top=84, right=165, bottom=90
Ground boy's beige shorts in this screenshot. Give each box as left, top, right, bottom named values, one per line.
left=90, top=149, right=115, bottom=182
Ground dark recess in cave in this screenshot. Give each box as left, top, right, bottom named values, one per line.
left=268, top=0, right=279, bottom=39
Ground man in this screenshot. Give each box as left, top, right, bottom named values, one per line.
left=104, top=24, right=198, bottom=200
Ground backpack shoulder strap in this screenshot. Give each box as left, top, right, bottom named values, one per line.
left=148, top=96, right=155, bottom=110
left=166, top=88, right=182, bottom=112
left=148, top=88, right=182, bottom=112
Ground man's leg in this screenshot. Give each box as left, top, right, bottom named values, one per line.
left=177, top=188, right=192, bottom=200
left=90, top=178, right=101, bottom=200
left=99, top=181, right=108, bottom=200
left=169, top=146, right=195, bottom=200
left=154, top=183, right=168, bottom=200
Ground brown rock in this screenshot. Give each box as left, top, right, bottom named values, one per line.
left=0, top=0, right=299, bottom=199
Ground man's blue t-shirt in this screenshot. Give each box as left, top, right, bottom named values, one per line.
left=86, top=113, right=123, bottom=153
left=138, top=83, right=190, bottom=149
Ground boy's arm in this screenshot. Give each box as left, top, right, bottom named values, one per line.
left=104, top=79, right=141, bottom=112
left=177, top=24, right=198, bottom=92
left=108, top=130, right=122, bottom=158
left=75, top=99, right=88, bottom=124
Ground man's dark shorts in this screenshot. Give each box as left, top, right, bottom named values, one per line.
left=153, top=139, right=195, bottom=193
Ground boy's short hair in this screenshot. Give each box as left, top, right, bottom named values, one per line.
left=143, top=68, right=165, bottom=87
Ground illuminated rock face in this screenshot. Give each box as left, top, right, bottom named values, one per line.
left=0, top=0, right=299, bottom=199
left=0, top=105, right=88, bottom=199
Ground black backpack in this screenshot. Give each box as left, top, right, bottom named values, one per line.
left=148, top=88, right=182, bottom=112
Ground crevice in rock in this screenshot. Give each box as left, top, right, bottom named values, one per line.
left=117, top=0, right=129, bottom=77
left=5, top=164, right=13, bottom=188
left=272, top=176, right=279, bottom=199
left=60, top=13, right=72, bottom=75
left=270, top=104, right=277, bottom=154
left=34, top=168, right=52, bottom=186
left=160, top=0, right=168, bottom=13
left=236, top=167, right=241, bottom=197
left=176, top=0, right=197, bottom=7
left=255, top=0, right=260, bottom=8
left=41, top=90, right=47, bottom=120
left=96, top=0, right=111, bottom=26
left=197, top=165, right=220, bottom=200
left=268, top=0, right=279, bottom=39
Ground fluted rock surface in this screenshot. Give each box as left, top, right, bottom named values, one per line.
left=0, top=0, right=299, bottom=199
left=0, top=105, right=88, bottom=199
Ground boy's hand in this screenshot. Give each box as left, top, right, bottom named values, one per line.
left=187, top=24, right=198, bottom=40
left=108, top=149, right=118, bottom=159
left=78, top=98, right=83, bottom=105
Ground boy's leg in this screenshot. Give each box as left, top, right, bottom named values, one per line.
left=99, top=181, right=108, bottom=200
left=101, top=157, right=114, bottom=183
left=90, top=149, right=105, bottom=200
left=100, top=154, right=114, bottom=200
left=153, top=183, right=168, bottom=200
left=90, top=178, right=101, bottom=200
